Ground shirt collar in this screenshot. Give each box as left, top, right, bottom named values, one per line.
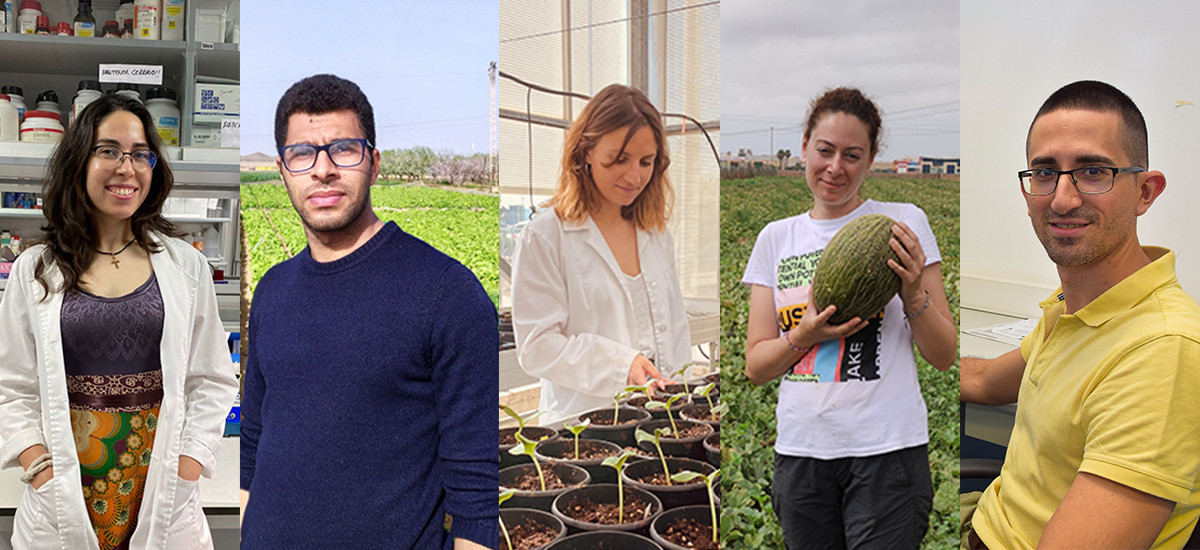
left=1039, top=246, right=1177, bottom=327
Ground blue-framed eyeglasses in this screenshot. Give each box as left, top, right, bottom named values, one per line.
left=1018, top=166, right=1144, bottom=196
left=278, top=138, right=373, bottom=173
left=91, top=145, right=157, bottom=171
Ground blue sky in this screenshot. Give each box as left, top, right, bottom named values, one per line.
left=240, top=0, right=498, bottom=156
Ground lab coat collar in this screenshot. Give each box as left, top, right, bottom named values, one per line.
left=578, top=214, right=648, bottom=283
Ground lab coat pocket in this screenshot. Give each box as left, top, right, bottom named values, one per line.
left=12, top=476, right=61, bottom=550
left=164, top=477, right=212, bottom=549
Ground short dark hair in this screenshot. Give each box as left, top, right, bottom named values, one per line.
left=804, top=87, right=883, bottom=157
left=1028, top=80, right=1148, bottom=167
left=274, top=74, right=376, bottom=150
left=34, top=94, right=181, bottom=299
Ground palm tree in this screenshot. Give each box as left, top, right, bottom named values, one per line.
left=777, top=149, right=791, bottom=169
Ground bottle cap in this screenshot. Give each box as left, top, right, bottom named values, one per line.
left=77, top=80, right=102, bottom=92
left=146, top=87, right=177, bottom=101
left=35, top=14, right=47, bottom=27
left=56, top=21, right=71, bottom=34
left=20, top=1, right=41, bottom=11
left=36, top=90, right=59, bottom=103
left=1, top=86, right=22, bottom=96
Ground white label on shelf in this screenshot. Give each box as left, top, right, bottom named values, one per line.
left=220, top=119, right=240, bottom=149
left=200, top=42, right=215, bottom=50
left=99, top=64, right=164, bottom=85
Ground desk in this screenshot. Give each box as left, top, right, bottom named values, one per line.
left=961, top=307, right=1028, bottom=447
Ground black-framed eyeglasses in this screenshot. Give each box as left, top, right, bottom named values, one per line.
left=91, top=145, right=157, bottom=171
left=1018, top=166, right=1144, bottom=196
left=278, top=138, right=373, bottom=173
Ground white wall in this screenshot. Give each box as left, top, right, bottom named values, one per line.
left=962, top=0, right=1200, bottom=315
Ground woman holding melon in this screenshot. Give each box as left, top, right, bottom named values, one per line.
left=742, top=87, right=956, bottom=549
left=511, top=84, right=691, bottom=424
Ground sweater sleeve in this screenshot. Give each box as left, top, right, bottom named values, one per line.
left=239, top=286, right=265, bottom=491
left=429, top=262, right=499, bottom=547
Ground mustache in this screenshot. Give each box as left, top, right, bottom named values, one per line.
left=1043, top=208, right=1098, bottom=224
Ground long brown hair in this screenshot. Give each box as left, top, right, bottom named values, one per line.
left=33, top=95, right=181, bottom=300
left=804, top=87, right=883, bottom=157
left=548, top=84, right=673, bottom=231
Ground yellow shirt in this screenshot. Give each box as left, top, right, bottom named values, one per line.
left=974, top=247, right=1200, bottom=549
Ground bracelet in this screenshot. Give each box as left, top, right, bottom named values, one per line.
left=904, top=290, right=931, bottom=322
left=784, top=329, right=812, bottom=357
left=19, top=453, right=52, bottom=485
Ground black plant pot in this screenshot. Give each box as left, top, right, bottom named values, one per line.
left=578, top=406, right=651, bottom=448
left=500, top=462, right=590, bottom=512
left=551, top=483, right=663, bottom=537
left=535, top=438, right=623, bottom=485
left=702, top=432, right=719, bottom=468
left=544, top=530, right=663, bottom=549
left=622, top=393, right=689, bottom=421
left=650, top=504, right=721, bottom=550
left=622, top=457, right=715, bottom=510
left=500, top=426, right=560, bottom=469
left=679, top=403, right=720, bottom=434
left=500, top=507, right=566, bottom=550
left=635, top=419, right=713, bottom=461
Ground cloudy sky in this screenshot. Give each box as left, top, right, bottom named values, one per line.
left=721, top=0, right=959, bottom=161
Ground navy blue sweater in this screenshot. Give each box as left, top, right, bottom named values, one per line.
left=240, top=222, right=498, bottom=549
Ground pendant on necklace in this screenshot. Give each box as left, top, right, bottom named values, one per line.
left=111, top=255, right=120, bottom=269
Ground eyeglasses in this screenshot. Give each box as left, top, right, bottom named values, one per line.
left=91, top=145, right=157, bottom=171
left=1018, top=166, right=1144, bottom=196
left=278, top=138, right=373, bottom=173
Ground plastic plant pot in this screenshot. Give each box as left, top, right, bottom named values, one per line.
left=702, top=432, right=719, bottom=468
left=622, top=393, right=688, bottom=421
left=650, top=504, right=721, bottom=550
left=543, top=530, right=664, bottom=549
left=577, top=406, right=651, bottom=448
left=678, top=403, right=720, bottom=434
left=622, top=457, right=715, bottom=510
left=551, top=483, right=663, bottom=537
left=500, top=507, right=566, bottom=550
left=635, top=419, right=713, bottom=461
left=500, top=462, right=590, bottom=512
left=535, top=438, right=623, bottom=485
left=501, top=426, right=559, bottom=470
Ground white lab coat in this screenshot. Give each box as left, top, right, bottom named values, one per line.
left=0, top=233, right=238, bottom=550
left=511, top=208, right=691, bottom=424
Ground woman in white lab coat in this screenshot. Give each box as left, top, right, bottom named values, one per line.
left=0, top=95, right=237, bottom=550
left=511, top=84, right=691, bottom=424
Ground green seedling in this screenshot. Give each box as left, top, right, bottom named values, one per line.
left=600, top=450, right=635, bottom=524
left=499, top=489, right=516, bottom=550
left=692, top=382, right=717, bottom=410
left=671, top=469, right=721, bottom=544
left=565, top=418, right=591, bottom=460
left=710, top=401, right=729, bottom=421
left=644, top=392, right=686, bottom=438
left=611, top=389, right=632, bottom=425
left=635, top=427, right=673, bottom=486
left=501, top=405, right=545, bottom=439
left=507, top=432, right=545, bottom=491
left=671, top=362, right=694, bottom=380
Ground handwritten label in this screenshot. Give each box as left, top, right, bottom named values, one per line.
left=98, top=64, right=164, bottom=85
left=220, top=118, right=240, bottom=148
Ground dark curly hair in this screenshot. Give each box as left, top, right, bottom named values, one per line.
left=804, top=87, right=883, bottom=157
left=33, top=95, right=181, bottom=300
left=274, top=74, right=376, bottom=160
left=1028, top=80, right=1148, bottom=168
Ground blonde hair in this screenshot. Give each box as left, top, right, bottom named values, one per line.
left=548, top=84, right=673, bottom=231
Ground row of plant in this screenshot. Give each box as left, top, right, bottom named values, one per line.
left=498, top=370, right=722, bottom=550
left=241, top=180, right=497, bottom=210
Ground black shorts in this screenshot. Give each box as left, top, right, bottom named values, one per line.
left=772, top=445, right=933, bottom=550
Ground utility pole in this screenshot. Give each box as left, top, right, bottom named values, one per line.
left=488, top=61, right=498, bottom=188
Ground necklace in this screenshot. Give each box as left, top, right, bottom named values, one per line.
left=97, top=238, right=137, bottom=269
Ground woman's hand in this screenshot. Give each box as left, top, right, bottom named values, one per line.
left=627, top=354, right=666, bottom=393
left=178, top=455, right=203, bottom=482
left=887, top=221, right=928, bottom=312
left=792, top=286, right=870, bottom=349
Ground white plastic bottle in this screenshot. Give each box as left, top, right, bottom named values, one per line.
left=0, top=94, right=19, bottom=141
left=145, top=86, right=180, bottom=145
left=19, top=110, right=63, bottom=143
left=16, top=0, right=38, bottom=34
left=1, top=86, right=24, bottom=121
left=202, top=226, right=219, bottom=258
left=71, top=80, right=102, bottom=128
left=34, top=90, right=59, bottom=117
left=114, top=83, right=141, bottom=103
left=133, top=0, right=158, bottom=40
left=161, top=0, right=182, bottom=41
left=114, top=0, right=133, bottom=35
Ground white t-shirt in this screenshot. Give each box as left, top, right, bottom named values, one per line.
left=741, top=199, right=941, bottom=459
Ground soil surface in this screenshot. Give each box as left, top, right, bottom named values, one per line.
left=660, top=516, right=718, bottom=549
left=500, top=428, right=552, bottom=446
left=583, top=410, right=641, bottom=426
left=505, top=467, right=571, bottom=491
left=501, top=517, right=558, bottom=550
left=561, top=492, right=656, bottom=525
left=544, top=441, right=619, bottom=461
left=663, top=423, right=710, bottom=440
left=683, top=409, right=718, bottom=422
left=623, top=446, right=658, bottom=458
left=635, top=470, right=705, bottom=486
left=707, top=435, right=719, bottom=450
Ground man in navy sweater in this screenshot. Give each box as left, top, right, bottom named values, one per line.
left=240, top=74, right=497, bottom=549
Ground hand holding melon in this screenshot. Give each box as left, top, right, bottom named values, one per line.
left=811, top=214, right=905, bottom=325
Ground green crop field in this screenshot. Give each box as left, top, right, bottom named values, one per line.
left=719, top=175, right=960, bottom=549
left=242, top=182, right=499, bottom=306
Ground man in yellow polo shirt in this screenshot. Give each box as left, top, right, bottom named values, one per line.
left=960, top=80, right=1200, bottom=549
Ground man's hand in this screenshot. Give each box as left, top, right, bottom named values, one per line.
left=1038, top=472, right=1174, bottom=549
left=454, top=538, right=489, bottom=549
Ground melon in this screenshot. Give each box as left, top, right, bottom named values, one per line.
left=811, top=213, right=902, bottom=325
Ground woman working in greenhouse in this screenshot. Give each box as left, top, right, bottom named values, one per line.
left=741, top=87, right=956, bottom=549
left=0, top=95, right=238, bottom=550
left=511, top=83, right=691, bottom=425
